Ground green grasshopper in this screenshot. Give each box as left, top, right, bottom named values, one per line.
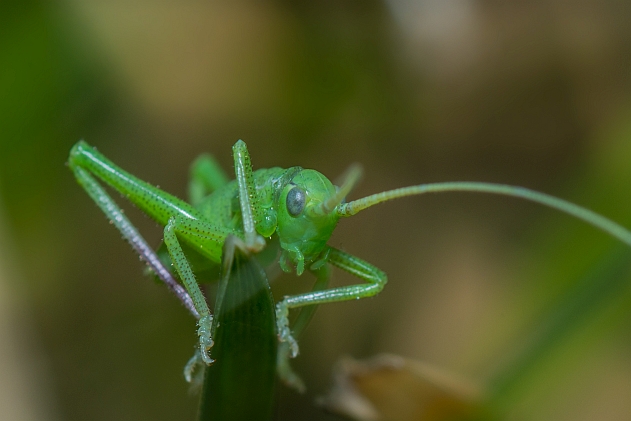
left=68, top=139, right=631, bottom=391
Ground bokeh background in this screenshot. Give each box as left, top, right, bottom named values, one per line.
left=2, top=1, right=631, bottom=420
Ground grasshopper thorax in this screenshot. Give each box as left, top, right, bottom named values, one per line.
left=275, top=169, right=341, bottom=275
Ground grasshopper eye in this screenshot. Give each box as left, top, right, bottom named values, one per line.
left=286, top=186, right=306, bottom=217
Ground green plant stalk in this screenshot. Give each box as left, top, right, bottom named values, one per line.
left=198, top=241, right=277, bottom=421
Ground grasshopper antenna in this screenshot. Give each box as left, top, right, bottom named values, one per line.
left=320, top=163, right=363, bottom=214
left=337, top=181, right=631, bottom=247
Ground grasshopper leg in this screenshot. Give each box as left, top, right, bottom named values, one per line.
left=164, top=217, right=215, bottom=365
left=188, top=154, right=229, bottom=206
left=164, top=215, right=244, bottom=372
left=70, top=165, right=199, bottom=317
left=276, top=264, right=331, bottom=393
left=232, top=140, right=266, bottom=252
left=276, top=247, right=387, bottom=362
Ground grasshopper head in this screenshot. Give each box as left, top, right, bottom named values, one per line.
left=276, top=169, right=342, bottom=275
left=275, top=164, right=362, bottom=275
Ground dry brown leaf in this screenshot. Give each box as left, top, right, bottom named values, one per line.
left=319, top=354, right=486, bottom=421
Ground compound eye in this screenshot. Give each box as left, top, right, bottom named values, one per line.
left=286, top=186, right=306, bottom=217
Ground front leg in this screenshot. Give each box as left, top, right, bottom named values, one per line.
left=275, top=247, right=387, bottom=372
left=232, top=140, right=270, bottom=249
left=276, top=264, right=331, bottom=392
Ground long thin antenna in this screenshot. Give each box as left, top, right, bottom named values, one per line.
left=337, top=181, right=631, bottom=247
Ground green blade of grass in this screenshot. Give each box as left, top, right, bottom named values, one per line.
left=198, top=242, right=277, bottom=421
left=487, top=246, right=631, bottom=410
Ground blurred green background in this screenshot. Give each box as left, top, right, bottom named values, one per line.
left=2, top=1, right=631, bottom=420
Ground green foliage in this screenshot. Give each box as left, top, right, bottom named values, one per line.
left=199, top=244, right=277, bottom=421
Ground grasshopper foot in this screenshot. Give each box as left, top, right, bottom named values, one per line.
left=275, top=302, right=299, bottom=358
left=277, top=341, right=306, bottom=393
left=184, top=350, right=204, bottom=385
left=197, top=314, right=214, bottom=365
left=246, top=234, right=266, bottom=254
